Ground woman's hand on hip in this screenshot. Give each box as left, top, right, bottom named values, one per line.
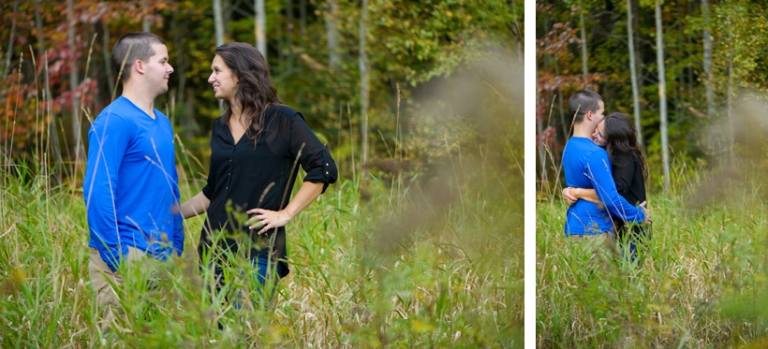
left=246, top=208, right=293, bottom=235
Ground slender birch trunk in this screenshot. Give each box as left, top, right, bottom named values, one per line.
left=727, top=11, right=735, bottom=163
left=359, top=0, right=369, bottom=165
left=68, top=0, right=84, bottom=166
left=579, top=0, right=588, bottom=78
left=213, top=0, right=225, bottom=110
left=655, top=0, right=670, bottom=190
left=213, top=0, right=225, bottom=47
left=627, top=0, right=642, bottom=146
left=324, top=0, right=340, bottom=70
left=255, top=0, right=266, bottom=58
left=142, top=0, right=151, bottom=31
left=702, top=0, right=714, bottom=117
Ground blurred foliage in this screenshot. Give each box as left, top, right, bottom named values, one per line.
left=536, top=0, right=768, bottom=193
left=0, top=0, right=522, bottom=180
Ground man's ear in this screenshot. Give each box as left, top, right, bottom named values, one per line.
left=584, top=110, right=593, bottom=122
left=134, top=60, right=145, bottom=75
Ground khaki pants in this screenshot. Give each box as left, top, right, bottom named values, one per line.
left=89, top=246, right=155, bottom=332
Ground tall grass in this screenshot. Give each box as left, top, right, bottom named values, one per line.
left=0, top=39, right=522, bottom=347
left=0, top=140, right=522, bottom=348
left=537, top=159, right=768, bottom=348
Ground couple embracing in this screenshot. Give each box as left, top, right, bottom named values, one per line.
left=561, top=90, right=651, bottom=263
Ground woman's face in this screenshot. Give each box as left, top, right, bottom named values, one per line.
left=208, top=55, right=238, bottom=102
left=592, top=120, right=607, bottom=147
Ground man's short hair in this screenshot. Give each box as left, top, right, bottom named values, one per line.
left=112, top=32, right=166, bottom=84
left=568, top=90, right=603, bottom=124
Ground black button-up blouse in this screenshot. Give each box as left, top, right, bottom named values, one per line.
left=199, top=105, right=338, bottom=277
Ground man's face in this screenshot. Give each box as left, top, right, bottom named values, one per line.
left=592, top=100, right=605, bottom=124
left=592, top=120, right=607, bottom=147
left=584, top=100, right=605, bottom=134
left=143, top=44, right=173, bottom=95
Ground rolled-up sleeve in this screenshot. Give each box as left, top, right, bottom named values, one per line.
left=290, top=112, right=338, bottom=193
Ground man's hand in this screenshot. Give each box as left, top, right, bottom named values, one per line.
left=562, top=187, right=578, bottom=206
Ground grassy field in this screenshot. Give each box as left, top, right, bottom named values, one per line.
left=0, top=147, right=522, bottom=348
left=536, top=163, right=768, bottom=348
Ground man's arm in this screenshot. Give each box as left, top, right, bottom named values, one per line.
left=563, top=187, right=600, bottom=205
left=83, top=115, right=131, bottom=272
left=585, top=153, right=645, bottom=223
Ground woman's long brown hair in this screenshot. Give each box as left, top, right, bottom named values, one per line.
left=603, top=112, right=648, bottom=179
left=215, top=42, right=283, bottom=143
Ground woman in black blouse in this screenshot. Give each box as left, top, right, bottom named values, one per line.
left=180, top=42, right=338, bottom=292
left=563, top=112, right=650, bottom=262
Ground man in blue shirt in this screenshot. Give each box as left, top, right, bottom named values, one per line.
left=83, top=32, right=182, bottom=332
left=562, top=90, right=648, bottom=239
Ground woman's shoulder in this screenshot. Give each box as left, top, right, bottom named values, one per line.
left=211, top=115, right=224, bottom=125
left=266, top=105, right=307, bottom=130
left=268, top=104, right=300, bottom=117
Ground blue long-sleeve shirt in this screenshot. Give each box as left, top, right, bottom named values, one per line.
left=83, top=96, right=183, bottom=272
left=562, top=137, right=645, bottom=236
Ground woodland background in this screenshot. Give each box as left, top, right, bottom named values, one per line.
left=0, top=0, right=521, bottom=181
left=536, top=0, right=768, bottom=193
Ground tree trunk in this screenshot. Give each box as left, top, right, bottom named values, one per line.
left=359, top=0, right=369, bottom=165
left=255, top=0, right=266, bottom=58
left=101, top=19, right=115, bottom=97
left=655, top=1, right=670, bottom=190
left=727, top=11, right=734, bottom=163
left=213, top=0, right=225, bottom=47
left=299, top=0, right=306, bottom=39
left=286, top=0, right=294, bottom=68
left=3, top=0, right=19, bottom=79
left=142, top=0, right=151, bottom=31
left=626, top=0, right=642, bottom=146
left=171, top=11, right=195, bottom=140
left=702, top=0, right=714, bottom=117
left=276, top=4, right=284, bottom=66
left=553, top=57, right=568, bottom=141
left=324, top=0, right=340, bottom=70
left=213, top=0, right=225, bottom=110
left=537, top=110, right=549, bottom=186
left=34, top=0, right=63, bottom=173
left=579, top=0, right=588, bottom=78
left=68, top=0, right=84, bottom=168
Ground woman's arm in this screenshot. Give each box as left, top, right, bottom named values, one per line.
left=563, top=187, right=601, bottom=205
left=180, top=191, right=211, bottom=219
left=246, top=181, right=324, bottom=235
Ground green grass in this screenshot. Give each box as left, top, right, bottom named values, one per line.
left=0, top=152, right=522, bottom=347
left=537, top=164, right=768, bottom=348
